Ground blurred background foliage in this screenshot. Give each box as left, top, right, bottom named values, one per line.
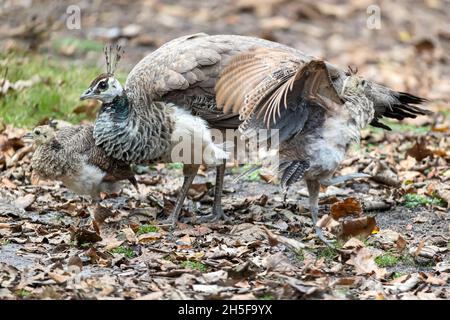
left=0, top=0, right=448, bottom=128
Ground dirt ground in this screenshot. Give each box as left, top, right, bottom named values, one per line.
left=0, top=0, right=449, bottom=300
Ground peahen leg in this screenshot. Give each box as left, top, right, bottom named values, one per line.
left=320, top=173, right=370, bottom=186
left=166, top=164, right=199, bottom=227
left=197, top=161, right=230, bottom=223
left=306, top=179, right=332, bottom=246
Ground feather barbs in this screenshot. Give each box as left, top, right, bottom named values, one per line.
left=215, top=48, right=344, bottom=130
left=104, top=44, right=124, bottom=76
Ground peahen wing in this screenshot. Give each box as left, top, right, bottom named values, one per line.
left=214, top=48, right=344, bottom=141
left=125, top=33, right=429, bottom=131
left=124, top=34, right=313, bottom=129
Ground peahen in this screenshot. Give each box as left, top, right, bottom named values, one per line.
left=80, top=34, right=429, bottom=241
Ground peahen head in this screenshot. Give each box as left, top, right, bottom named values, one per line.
left=80, top=44, right=125, bottom=103
left=25, top=125, right=56, bottom=145
left=80, top=73, right=124, bottom=103
left=80, top=44, right=133, bottom=161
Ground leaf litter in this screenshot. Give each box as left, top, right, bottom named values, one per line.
left=0, top=0, right=449, bottom=300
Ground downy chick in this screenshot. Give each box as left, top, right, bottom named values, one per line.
left=27, top=124, right=138, bottom=200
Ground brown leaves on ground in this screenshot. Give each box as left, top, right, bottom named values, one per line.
left=330, top=197, right=362, bottom=219
left=346, top=247, right=386, bottom=279
left=1, top=122, right=448, bottom=299
left=320, top=197, right=377, bottom=240
left=406, top=136, right=434, bottom=161
left=340, top=217, right=377, bottom=240
left=1, top=0, right=450, bottom=300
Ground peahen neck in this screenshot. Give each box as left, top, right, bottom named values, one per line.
left=93, top=92, right=173, bottom=164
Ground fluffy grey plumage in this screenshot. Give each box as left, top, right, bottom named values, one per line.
left=80, top=33, right=429, bottom=233
left=28, top=124, right=137, bottom=200
left=215, top=48, right=424, bottom=243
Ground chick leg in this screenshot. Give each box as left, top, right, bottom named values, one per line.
left=306, top=179, right=332, bottom=246
left=197, top=161, right=230, bottom=223
left=166, top=164, right=199, bottom=227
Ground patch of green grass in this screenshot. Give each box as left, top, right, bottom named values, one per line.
left=246, top=168, right=261, bottom=182
left=80, top=242, right=91, bottom=249
left=136, top=224, right=159, bottom=235
left=306, top=240, right=344, bottom=263
left=110, top=246, right=135, bottom=259
left=440, top=110, right=450, bottom=119
left=230, top=164, right=253, bottom=174
left=52, top=37, right=104, bottom=54
left=331, top=240, right=344, bottom=250
left=258, top=294, right=274, bottom=300
left=375, top=253, right=399, bottom=267
left=317, top=246, right=340, bottom=263
left=0, top=239, right=11, bottom=246
left=399, top=254, right=416, bottom=267
left=231, top=164, right=261, bottom=182
left=391, top=272, right=404, bottom=279
left=69, top=240, right=77, bottom=247
left=370, top=120, right=430, bottom=135
left=0, top=50, right=126, bottom=128
left=166, top=163, right=184, bottom=170
left=295, top=249, right=305, bottom=262
left=16, top=289, right=32, bottom=298
left=403, top=193, right=446, bottom=208
left=180, top=260, right=207, bottom=272
left=333, top=287, right=350, bottom=297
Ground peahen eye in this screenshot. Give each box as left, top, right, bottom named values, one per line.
left=35, top=130, right=40, bottom=135
left=98, top=80, right=108, bottom=90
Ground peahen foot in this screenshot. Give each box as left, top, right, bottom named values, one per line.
left=196, top=207, right=231, bottom=223
left=314, top=227, right=333, bottom=247
left=320, top=173, right=370, bottom=186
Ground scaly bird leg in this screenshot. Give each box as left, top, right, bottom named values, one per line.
left=197, top=161, right=230, bottom=223
left=320, top=173, right=370, bottom=186
left=306, top=179, right=332, bottom=246
left=166, top=164, right=199, bottom=228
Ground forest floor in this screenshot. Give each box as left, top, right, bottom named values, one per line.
left=0, top=0, right=449, bottom=299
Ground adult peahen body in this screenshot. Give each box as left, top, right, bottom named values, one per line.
left=81, top=34, right=429, bottom=242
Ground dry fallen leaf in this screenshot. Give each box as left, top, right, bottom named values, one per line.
left=122, top=226, right=138, bottom=244
left=67, top=255, right=83, bottom=272
left=138, top=232, right=162, bottom=243
left=406, top=137, right=433, bottom=161
left=343, top=237, right=365, bottom=250
left=100, top=235, right=124, bottom=251
left=176, top=234, right=193, bottom=249
left=48, top=271, right=70, bottom=284
left=70, top=226, right=102, bottom=245
left=386, top=273, right=423, bottom=293
left=339, top=217, right=377, bottom=240
left=92, top=205, right=116, bottom=225
left=262, top=226, right=306, bottom=250
left=330, top=197, right=362, bottom=219
left=346, top=247, right=386, bottom=279
left=14, top=194, right=35, bottom=209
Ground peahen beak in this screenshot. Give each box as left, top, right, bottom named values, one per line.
left=80, top=88, right=93, bottom=100
left=22, top=132, right=33, bottom=140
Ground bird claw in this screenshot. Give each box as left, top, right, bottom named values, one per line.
left=314, top=227, right=334, bottom=247
left=157, top=217, right=176, bottom=229
left=195, top=208, right=231, bottom=223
